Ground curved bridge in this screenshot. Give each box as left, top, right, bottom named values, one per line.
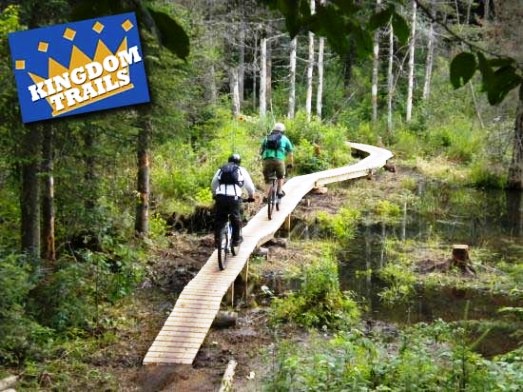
left=143, top=142, right=393, bottom=365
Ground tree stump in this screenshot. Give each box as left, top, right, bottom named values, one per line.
left=451, top=244, right=476, bottom=275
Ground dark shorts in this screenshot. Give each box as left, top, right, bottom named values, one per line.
left=262, top=159, right=285, bottom=183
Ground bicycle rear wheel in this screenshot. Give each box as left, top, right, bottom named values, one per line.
left=217, top=224, right=230, bottom=270
left=267, top=186, right=275, bottom=220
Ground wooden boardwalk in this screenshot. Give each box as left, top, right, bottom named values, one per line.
left=143, top=142, right=393, bottom=365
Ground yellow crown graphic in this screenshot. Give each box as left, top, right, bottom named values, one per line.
left=28, top=36, right=139, bottom=117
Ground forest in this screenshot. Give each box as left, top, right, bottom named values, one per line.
left=1, top=0, right=523, bottom=390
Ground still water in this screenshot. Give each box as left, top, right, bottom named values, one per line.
left=278, top=183, right=523, bottom=356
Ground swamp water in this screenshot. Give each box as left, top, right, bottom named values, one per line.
left=268, top=182, right=523, bottom=357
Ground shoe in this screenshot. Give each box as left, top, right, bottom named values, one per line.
left=277, top=190, right=286, bottom=198
left=262, top=196, right=268, bottom=203
left=232, top=236, right=243, bottom=247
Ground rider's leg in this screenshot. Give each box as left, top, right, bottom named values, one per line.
left=262, top=159, right=274, bottom=200
left=230, top=200, right=242, bottom=245
left=275, top=160, right=286, bottom=197
left=214, top=197, right=228, bottom=247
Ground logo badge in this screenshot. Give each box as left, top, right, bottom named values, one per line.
left=9, top=12, right=150, bottom=123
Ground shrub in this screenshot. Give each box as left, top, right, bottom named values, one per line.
left=270, top=255, right=360, bottom=329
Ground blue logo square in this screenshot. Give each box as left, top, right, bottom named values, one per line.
left=9, top=12, right=150, bottom=123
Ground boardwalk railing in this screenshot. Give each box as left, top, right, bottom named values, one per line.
left=143, top=142, right=393, bottom=365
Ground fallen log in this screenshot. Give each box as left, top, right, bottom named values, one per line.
left=212, top=311, right=237, bottom=329
left=219, top=359, right=237, bottom=392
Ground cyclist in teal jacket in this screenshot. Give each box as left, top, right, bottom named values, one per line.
left=260, top=122, right=294, bottom=198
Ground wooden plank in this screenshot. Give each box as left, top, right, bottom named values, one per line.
left=156, top=330, right=207, bottom=339
left=153, top=336, right=206, bottom=344
left=162, top=321, right=214, bottom=329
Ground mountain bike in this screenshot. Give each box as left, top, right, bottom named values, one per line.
left=216, top=198, right=253, bottom=270
left=267, top=173, right=280, bottom=220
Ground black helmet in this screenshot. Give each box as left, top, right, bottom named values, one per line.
left=228, top=153, right=241, bottom=165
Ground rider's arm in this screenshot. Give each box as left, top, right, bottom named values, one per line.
left=240, top=168, right=256, bottom=198
left=211, top=169, right=221, bottom=196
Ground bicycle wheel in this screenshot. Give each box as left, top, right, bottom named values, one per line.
left=267, top=185, right=275, bottom=220
left=217, top=224, right=229, bottom=270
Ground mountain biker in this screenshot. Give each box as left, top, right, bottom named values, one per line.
left=211, top=153, right=255, bottom=247
left=260, top=122, right=294, bottom=198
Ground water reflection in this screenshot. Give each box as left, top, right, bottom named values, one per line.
left=274, top=184, right=523, bottom=356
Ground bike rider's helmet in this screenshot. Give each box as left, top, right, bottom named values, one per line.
left=228, top=153, right=241, bottom=165
left=273, top=122, right=285, bottom=133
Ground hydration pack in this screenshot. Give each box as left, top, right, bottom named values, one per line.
left=265, top=133, right=282, bottom=150
left=218, top=163, right=243, bottom=186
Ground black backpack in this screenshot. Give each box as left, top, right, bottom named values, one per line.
left=265, top=133, right=282, bottom=151
left=218, top=163, right=243, bottom=186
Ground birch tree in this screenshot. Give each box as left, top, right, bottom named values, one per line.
left=230, top=67, right=240, bottom=117
left=387, top=24, right=394, bottom=135
left=305, top=0, right=315, bottom=121
left=422, top=0, right=435, bottom=101
left=288, top=37, right=297, bottom=119
left=371, top=0, right=382, bottom=124
left=406, top=0, right=417, bottom=123
left=259, top=37, right=267, bottom=117
left=316, top=0, right=326, bottom=119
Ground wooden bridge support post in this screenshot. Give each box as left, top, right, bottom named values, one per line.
left=242, top=259, right=249, bottom=302
left=225, top=283, right=234, bottom=308
left=284, top=214, right=291, bottom=234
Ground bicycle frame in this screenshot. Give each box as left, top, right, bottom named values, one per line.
left=267, top=174, right=280, bottom=220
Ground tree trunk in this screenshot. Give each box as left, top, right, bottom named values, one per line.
left=230, top=67, right=240, bottom=117
left=238, top=21, right=245, bottom=103
left=508, top=98, right=523, bottom=189
left=406, top=0, right=417, bottom=123
left=316, top=0, right=326, bottom=119
left=387, top=23, right=394, bottom=136
left=371, top=0, right=382, bottom=124
left=305, top=0, right=315, bottom=121
left=135, top=109, right=152, bottom=236
left=252, top=29, right=258, bottom=111
left=288, top=37, right=297, bottom=119
left=83, top=126, right=97, bottom=212
left=20, top=124, right=42, bottom=261
left=259, top=37, right=267, bottom=117
left=316, top=35, right=325, bottom=119
left=266, top=37, right=272, bottom=113
left=41, top=124, right=55, bottom=262
left=422, top=1, right=435, bottom=101
left=207, top=64, right=218, bottom=105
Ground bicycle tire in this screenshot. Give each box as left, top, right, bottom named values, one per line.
left=267, top=187, right=274, bottom=220
left=217, top=225, right=229, bottom=270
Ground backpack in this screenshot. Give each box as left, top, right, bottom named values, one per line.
left=218, top=163, right=243, bottom=186
left=265, top=132, right=282, bottom=151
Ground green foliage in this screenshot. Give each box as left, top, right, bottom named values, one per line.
left=270, top=255, right=360, bottom=329
left=315, top=206, right=361, bottom=242
left=469, top=161, right=507, bottom=188
left=267, top=320, right=523, bottom=391
left=375, top=200, right=401, bottom=221
left=378, top=262, right=417, bottom=305
left=0, top=253, right=43, bottom=365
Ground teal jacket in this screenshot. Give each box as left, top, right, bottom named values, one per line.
left=260, top=132, right=293, bottom=160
